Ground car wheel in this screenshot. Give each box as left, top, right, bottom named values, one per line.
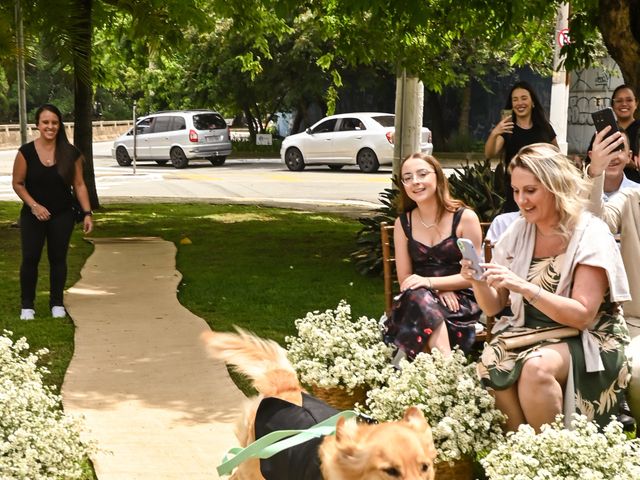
left=284, top=147, right=305, bottom=171
left=155, top=159, right=168, bottom=166
left=357, top=148, right=379, bottom=173
left=209, top=156, right=226, bottom=166
left=115, top=146, right=132, bottom=166
left=328, top=165, right=344, bottom=171
left=170, top=147, right=189, bottom=169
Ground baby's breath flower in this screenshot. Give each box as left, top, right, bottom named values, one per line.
left=286, top=301, right=395, bottom=393
left=362, top=349, right=506, bottom=464
left=482, top=414, right=640, bottom=479
left=0, top=331, right=93, bottom=479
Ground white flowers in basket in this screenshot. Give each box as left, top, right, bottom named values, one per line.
left=0, top=332, right=93, bottom=479
left=286, top=300, right=396, bottom=393
left=363, top=349, right=506, bottom=464
left=481, top=414, right=640, bottom=479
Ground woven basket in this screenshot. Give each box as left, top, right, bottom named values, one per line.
left=310, top=385, right=367, bottom=410
left=435, top=457, right=474, bottom=480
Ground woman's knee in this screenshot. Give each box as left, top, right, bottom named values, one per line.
left=520, top=356, right=562, bottom=388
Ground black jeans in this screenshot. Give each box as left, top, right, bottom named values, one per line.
left=19, top=208, right=75, bottom=309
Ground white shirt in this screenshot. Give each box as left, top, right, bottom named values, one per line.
left=603, top=173, right=640, bottom=201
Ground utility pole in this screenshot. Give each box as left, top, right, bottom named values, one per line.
left=549, top=3, right=570, bottom=154
left=15, top=0, right=28, bottom=144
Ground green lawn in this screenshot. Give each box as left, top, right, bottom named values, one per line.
left=0, top=201, right=384, bottom=393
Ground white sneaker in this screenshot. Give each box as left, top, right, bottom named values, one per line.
left=51, top=306, right=66, bottom=318
left=20, top=308, right=35, bottom=320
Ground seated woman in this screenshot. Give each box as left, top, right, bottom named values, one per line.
left=462, top=143, right=631, bottom=432
left=587, top=127, right=640, bottom=338
left=384, top=152, right=483, bottom=359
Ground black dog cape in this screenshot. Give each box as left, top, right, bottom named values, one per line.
left=255, top=393, right=339, bottom=480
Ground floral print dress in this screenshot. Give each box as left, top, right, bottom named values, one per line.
left=383, top=208, right=481, bottom=359
left=478, top=254, right=631, bottom=427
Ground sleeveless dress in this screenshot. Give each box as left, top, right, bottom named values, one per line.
left=383, top=208, right=481, bottom=359
left=478, top=255, right=631, bottom=427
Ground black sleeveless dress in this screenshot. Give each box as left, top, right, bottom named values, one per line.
left=383, top=208, right=480, bottom=359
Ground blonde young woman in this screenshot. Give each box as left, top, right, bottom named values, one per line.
left=462, top=143, right=630, bottom=432
left=383, top=153, right=483, bottom=359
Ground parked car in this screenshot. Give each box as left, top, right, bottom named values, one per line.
left=112, top=110, right=232, bottom=169
left=280, top=112, right=433, bottom=173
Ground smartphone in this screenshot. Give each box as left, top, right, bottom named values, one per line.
left=501, top=109, right=512, bottom=120
left=592, top=107, right=624, bottom=152
left=456, top=238, right=484, bottom=280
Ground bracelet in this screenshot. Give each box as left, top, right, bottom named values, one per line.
left=427, top=277, right=433, bottom=290
left=529, top=284, right=542, bottom=305
left=83, top=211, right=93, bottom=217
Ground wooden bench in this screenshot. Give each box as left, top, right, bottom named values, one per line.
left=381, top=221, right=495, bottom=342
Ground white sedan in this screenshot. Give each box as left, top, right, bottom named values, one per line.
left=280, top=112, right=433, bottom=173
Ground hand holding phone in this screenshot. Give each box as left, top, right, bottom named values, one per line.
left=456, top=238, right=484, bottom=280
left=592, top=107, right=624, bottom=152
left=501, top=109, right=512, bottom=120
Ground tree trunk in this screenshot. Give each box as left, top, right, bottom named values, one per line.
left=71, top=0, right=99, bottom=209
left=393, top=70, right=424, bottom=179
left=598, top=0, right=640, bottom=106
left=458, top=83, right=471, bottom=137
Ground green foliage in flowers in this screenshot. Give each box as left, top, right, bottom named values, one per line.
left=351, top=181, right=400, bottom=276
left=447, top=159, right=505, bottom=223
left=363, top=349, right=505, bottom=464
left=286, top=301, right=395, bottom=393
left=0, top=332, right=93, bottom=479
left=481, top=414, right=640, bottom=479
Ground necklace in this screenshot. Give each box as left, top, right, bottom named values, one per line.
left=536, top=227, right=560, bottom=238
left=417, top=210, right=438, bottom=229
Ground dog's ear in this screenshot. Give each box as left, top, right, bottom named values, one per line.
left=402, top=407, right=437, bottom=461
left=334, top=418, right=367, bottom=472
left=402, top=406, right=428, bottom=431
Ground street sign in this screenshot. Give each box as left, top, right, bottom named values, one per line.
left=557, top=28, right=570, bottom=47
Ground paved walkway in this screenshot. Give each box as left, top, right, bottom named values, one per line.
left=61, top=237, right=245, bottom=480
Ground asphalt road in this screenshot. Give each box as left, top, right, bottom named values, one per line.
left=0, top=142, right=462, bottom=215
left=0, top=142, right=395, bottom=214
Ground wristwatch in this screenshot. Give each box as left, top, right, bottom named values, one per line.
left=83, top=211, right=93, bottom=217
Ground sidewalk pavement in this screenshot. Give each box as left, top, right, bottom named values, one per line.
left=62, top=237, right=244, bottom=480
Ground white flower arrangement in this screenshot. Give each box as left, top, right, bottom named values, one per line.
left=481, top=414, right=640, bottom=479
left=286, top=300, right=396, bottom=392
left=363, top=349, right=506, bottom=464
left=0, top=331, right=93, bottom=479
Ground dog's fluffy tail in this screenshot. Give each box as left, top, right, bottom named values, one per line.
left=202, top=327, right=302, bottom=401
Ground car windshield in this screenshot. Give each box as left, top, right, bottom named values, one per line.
left=371, top=115, right=395, bottom=127
left=193, top=113, right=227, bottom=130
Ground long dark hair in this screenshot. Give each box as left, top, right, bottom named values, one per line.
left=35, top=103, right=80, bottom=186
left=612, top=84, right=637, bottom=102
left=398, top=153, right=467, bottom=221
left=504, top=81, right=555, bottom=138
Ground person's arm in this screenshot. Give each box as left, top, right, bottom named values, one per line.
left=479, top=262, right=607, bottom=330
left=12, top=151, right=51, bottom=221
left=393, top=215, right=413, bottom=286
left=484, top=117, right=511, bottom=159
left=73, top=156, right=94, bottom=234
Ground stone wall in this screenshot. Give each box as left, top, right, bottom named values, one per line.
left=0, top=120, right=133, bottom=149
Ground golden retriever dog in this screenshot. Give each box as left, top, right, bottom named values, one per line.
left=203, top=328, right=436, bottom=480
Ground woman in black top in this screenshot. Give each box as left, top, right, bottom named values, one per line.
left=12, top=104, right=93, bottom=320
left=485, top=81, right=558, bottom=212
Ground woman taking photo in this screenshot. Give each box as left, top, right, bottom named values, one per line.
left=463, top=143, right=630, bottom=432
left=12, top=104, right=94, bottom=320
left=383, top=152, right=483, bottom=359
left=485, top=81, right=558, bottom=212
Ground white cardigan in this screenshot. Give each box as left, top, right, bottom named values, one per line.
left=492, top=211, right=630, bottom=373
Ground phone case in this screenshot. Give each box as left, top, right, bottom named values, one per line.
left=456, top=239, right=484, bottom=280
left=591, top=107, right=624, bottom=151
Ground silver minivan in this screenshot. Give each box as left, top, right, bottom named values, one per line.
left=111, top=110, right=232, bottom=168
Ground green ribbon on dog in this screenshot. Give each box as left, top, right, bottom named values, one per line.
left=217, top=410, right=357, bottom=476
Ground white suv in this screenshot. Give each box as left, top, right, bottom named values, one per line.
left=112, top=110, right=232, bottom=168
